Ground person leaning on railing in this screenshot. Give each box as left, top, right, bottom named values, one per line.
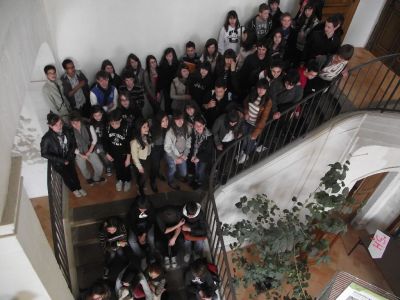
left=304, top=44, right=354, bottom=97
left=238, top=78, right=272, bottom=164
left=40, top=112, right=87, bottom=198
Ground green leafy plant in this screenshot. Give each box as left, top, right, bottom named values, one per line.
left=223, top=161, right=354, bottom=299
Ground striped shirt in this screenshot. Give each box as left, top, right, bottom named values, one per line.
left=247, top=97, right=262, bottom=126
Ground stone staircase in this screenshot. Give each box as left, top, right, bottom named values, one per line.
left=71, top=191, right=205, bottom=299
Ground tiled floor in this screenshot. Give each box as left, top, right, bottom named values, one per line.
left=230, top=229, right=392, bottom=299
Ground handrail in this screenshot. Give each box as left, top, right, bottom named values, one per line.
left=204, top=53, right=400, bottom=299
left=47, top=164, right=79, bottom=297
left=47, top=164, right=72, bottom=288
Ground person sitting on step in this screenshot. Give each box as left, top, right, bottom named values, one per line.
left=182, top=201, right=208, bottom=263
left=156, top=206, right=185, bottom=270
left=98, top=217, right=130, bottom=280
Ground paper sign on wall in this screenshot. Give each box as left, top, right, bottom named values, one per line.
left=368, top=230, right=390, bottom=259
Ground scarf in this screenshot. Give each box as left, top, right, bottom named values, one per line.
left=193, top=128, right=210, bottom=157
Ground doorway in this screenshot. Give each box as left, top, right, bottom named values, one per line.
left=367, top=0, right=400, bottom=75
left=322, top=0, right=361, bottom=39
left=340, top=172, right=388, bottom=252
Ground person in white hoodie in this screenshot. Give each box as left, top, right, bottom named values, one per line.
left=218, top=10, right=242, bottom=55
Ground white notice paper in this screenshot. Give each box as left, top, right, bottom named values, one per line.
left=368, top=230, right=390, bottom=259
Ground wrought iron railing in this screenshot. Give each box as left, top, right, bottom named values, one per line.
left=205, top=53, right=400, bottom=299
left=209, top=53, right=400, bottom=189
left=204, top=193, right=237, bottom=300
left=47, top=164, right=78, bottom=296
left=47, top=164, right=71, bottom=287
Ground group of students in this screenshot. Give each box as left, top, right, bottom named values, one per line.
left=39, top=0, right=358, bottom=299
left=79, top=197, right=217, bottom=300
left=41, top=0, right=354, bottom=199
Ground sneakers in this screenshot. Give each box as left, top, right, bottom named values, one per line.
left=94, top=177, right=107, bottom=184
left=256, top=145, right=268, bottom=153
left=170, top=256, right=178, bottom=269
left=106, top=167, right=112, bottom=177
left=73, top=190, right=82, bottom=198
left=238, top=152, right=248, bottom=164
left=86, top=178, right=94, bottom=186
left=164, top=256, right=171, bottom=270
left=123, top=181, right=131, bottom=192
left=116, top=180, right=123, bottom=192
left=79, top=189, right=87, bottom=196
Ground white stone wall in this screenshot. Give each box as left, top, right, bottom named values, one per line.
left=217, top=112, right=400, bottom=238
left=0, top=0, right=56, bottom=216
left=42, top=0, right=299, bottom=81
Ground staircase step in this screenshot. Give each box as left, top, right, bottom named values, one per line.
left=72, top=220, right=104, bottom=245
left=72, top=199, right=133, bottom=222
left=74, top=242, right=104, bottom=266
left=71, top=190, right=206, bottom=293
left=77, top=262, right=104, bottom=290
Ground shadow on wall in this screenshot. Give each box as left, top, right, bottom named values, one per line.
left=11, top=291, right=37, bottom=300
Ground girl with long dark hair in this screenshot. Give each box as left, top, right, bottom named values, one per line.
left=164, top=111, right=191, bottom=190
left=122, top=53, right=145, bottom=87
left=158, top=48, right=179, bottom=114
left=150, top=111, right=169, bottom=193
left=117, top=91, right=137, bottom=131
left=200, top=38, right=221, bottom=74
left=218, top=10, right=242, bottom=54
left=170, top=64, right=191, bottom=112
left=101, top=59, right=122, bottom=89
left=294, top=4, right=320, bottom=63
left=131, top=118, right=151, bottom=196
left=236, top=29, right=257, bottom=71
left=267, top=30, right=286, bottom=60
left=144, top=55, right=163, bottom=115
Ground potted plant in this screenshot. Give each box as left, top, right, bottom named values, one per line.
left=223, top=161, right=354, bottom=299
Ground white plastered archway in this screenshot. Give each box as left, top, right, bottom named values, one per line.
left=12, top=42, right=58, bottom=198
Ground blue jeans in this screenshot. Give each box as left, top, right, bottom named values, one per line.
left=165, top=154, right=187, bottom=184
left=128, top=227, right=155, bottom=258
left=184, top=239, right=205, bottom=257
left=242, top=122, right=257, bottom=155
left=195, top=161, right=207, bottom=185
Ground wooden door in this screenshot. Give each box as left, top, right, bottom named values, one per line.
left=322, top=0, right=360, bottom=39
left=341, top=172, right=388, bottom=223
left=367, top=0, right=400, bottom=75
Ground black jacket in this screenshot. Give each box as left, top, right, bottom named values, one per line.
left=158, top=62, right=179, bottom=96
left=303, top=30, right=341, bottom=62
left=212, top=113, right=244, bottom=147
left=185, top=267, right=217, bottom=295
left=98, top=218, right=128, bottom=252
left=190, top=130, right=214, bottom=164
left=202, top=91, right=230, bottom=128
left=270, top=79, right=304, bottom=112
left=127, top=201, right=155, bottom=236
left=183, top=204, right=207, bottom=237
left=40, top=126, right=76, bottom=171
left=188, top=73, right=214, bottom=107
left=240, top=52, right=271, bottom=93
